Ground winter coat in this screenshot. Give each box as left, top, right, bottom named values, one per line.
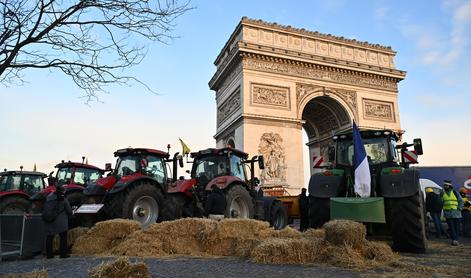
left=298, top=194, right=309, bottom=216
left=43, top=192, right=73, bottom=235
left=426, top=192, right=443, bottom=213
left=205, top=187, right=227, bottom=216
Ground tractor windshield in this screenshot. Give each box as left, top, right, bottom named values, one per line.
left=337, top=137, right=390, bottom=166
left=57, top=167, right=73, bottom=186
left=22, top=175, right=43, bottom=194
left=73, top=168, right=103, bottom=185
left=192, top=155, right=228, bottom=183
left=115, top=155, right=139, bottom=178
left=0, top=175, right=21, bottom=191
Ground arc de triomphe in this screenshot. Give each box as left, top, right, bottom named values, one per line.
left=209, top=18, right=405, bottom=194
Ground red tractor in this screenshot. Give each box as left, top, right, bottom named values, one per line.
left=0, top=169, right=47, bottom=214
left=30, top=160, right=105, bottom=214
left=77, top=147, right=182, bottom=227
left=166, top=147, right=288, bottom=229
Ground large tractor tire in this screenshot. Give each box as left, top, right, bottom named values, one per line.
left=270, top=200, right=288, bottom=230
left=119, top=183, right=164, bottom=227
left=0, top=196, right=31, bottom=214
left=225, top=185, right=254, bottom=219
left=162, top=193, right=187, bottom=220
left=386, top=191, right=427, bottom=253
left=308, top=197, right=330, bottom=228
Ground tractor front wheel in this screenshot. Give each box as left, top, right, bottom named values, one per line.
left=386, top=191, right=427, bottom=253
left=121, top=183, right=164, bottom=227
left=225, top=185, right=254, bottom=219
left=0, top=197, right=31, bottom=214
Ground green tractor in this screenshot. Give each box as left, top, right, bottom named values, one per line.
left=308, top=129, right=426, bottom=253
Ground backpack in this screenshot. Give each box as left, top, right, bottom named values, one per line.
left=42, top=199, right=63, bottom=223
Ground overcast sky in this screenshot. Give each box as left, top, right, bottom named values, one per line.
left=1, top=0, right=470, bottom=183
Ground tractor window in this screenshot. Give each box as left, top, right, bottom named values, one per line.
left=337, top=137, right=390, bottom=166
left=145, top=156, right=166, bottom=184
left=193, top=155, right=228, bottom=182
left=57, top=167, right=73, bottom=186
left=73, top=168, right=103, bottom=185
left=0, top=175, right=21, bottom=191
left=116, top=155, right=138, bottom=178
left=229, top=155, right=246, bottom=180
left=22, top=175, right=43, bottom=194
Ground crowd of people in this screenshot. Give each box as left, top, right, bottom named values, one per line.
left=426, top=180, right=471, bottom=245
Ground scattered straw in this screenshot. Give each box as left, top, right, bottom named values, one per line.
left=1, top=269, right=48, bottom=278
left=53, top=227, right=89, bottom=252
left=250, top=238, right=323, bottom=264
left=88, top=257, right=150, bottom=278
left=302, top=228, right=325, bottom=239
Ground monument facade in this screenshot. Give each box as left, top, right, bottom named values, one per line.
left=209, top=18, right=406, bottom=193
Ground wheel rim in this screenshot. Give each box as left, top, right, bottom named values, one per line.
left=273, top=210, right=285, bottom=230
left=230, top=196, right=249, bottom=218
left=132, top=196, right=158, bottom=227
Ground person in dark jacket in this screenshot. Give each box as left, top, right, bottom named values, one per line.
left=298, top=188, right=309, bottom=232
left=425, top=187, right=446, bottom=238
left=43, top=185, right=73, bottom=258
left=205, top=185, right=227, bottom=220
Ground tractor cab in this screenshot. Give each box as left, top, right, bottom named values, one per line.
left=0, top=170, right=47, bottom=214
left=190, top=148, right=250, bottom=188
left=52, top=162, right=105, bottom=188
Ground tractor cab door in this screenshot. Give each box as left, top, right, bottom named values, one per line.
left=143, top=155, right=168, bottom=185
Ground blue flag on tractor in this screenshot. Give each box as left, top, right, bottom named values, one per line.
left=353, top=121, right=371, bottom=197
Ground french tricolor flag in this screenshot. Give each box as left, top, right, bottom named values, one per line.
left=353, top=121, right=371, bottom=197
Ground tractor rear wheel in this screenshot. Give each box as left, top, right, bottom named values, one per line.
left=121, top=183, right=164, bottom=227
left=308, top=197, right=330, bottom=228
left=270, top=201, right=288, bottom=230
left=0, top=196, right=30, bottom=214
left=386, top=191, right=427, bottom=253
left=225, top=185, right=254, bottom=219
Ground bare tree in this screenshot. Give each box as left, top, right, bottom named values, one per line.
left=0, top=0, right=192, bottom=102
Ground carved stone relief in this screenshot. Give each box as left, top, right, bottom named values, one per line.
left=363, top=99, right=395, bottom=121
left=217, top=90, right=241, bottom=125
left=258, top=132, right=287, bottom=186
left=251, top=83, right=290, bottom=109
left=243, top=56, right=398, bottom=91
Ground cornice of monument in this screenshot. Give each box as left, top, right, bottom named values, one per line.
left=214, top=17, right=398, bottom=67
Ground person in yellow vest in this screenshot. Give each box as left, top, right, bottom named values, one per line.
left=459, top=187, right=470, bottom=237
left=442, top=180, right=463, bottom=245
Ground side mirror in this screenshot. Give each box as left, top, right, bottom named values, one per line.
left=178, top=155, right=184, bottom=168
left=105, top=163, right=112, bottom=171
left=413, top=138, right=423, bottom=155
left=328, top=146, right=335, bottom=162
left=258, top=155, right=265, bottom=170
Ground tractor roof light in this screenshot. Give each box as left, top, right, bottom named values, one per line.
left=333, top=136, right=338, bottom=140
left=374, top=131, right=382, bottom=136
left=383, top=131, right=391, bottom=135
left=340, top=135, right=347, bottom=139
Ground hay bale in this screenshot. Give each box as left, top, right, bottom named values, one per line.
left=53, top=227, right=89, bottom=252
left=302, top=228, right=325, bottom=239
left=272, top=226, right=302, bottom=238
left=73, top=219, right=140, bottom=255
left=250, top=238, right=323, bottom=264
left=361, top=241, right=397, bottom=262
left=1, top=269, right=48, bottom=278
left=323, top=220, right=366, bottom=247
left=88, top=257, right=150, bottom=278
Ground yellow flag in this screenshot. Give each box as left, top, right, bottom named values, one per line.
left=33, top=163, right=37, bottom=172
left=179, top=138, right=191, bottom=156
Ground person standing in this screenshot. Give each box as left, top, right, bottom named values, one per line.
left=43, top=185, right=72, bottom=258
left=425, top=187, right=446, bottom=238
left=205, top=185, right=227, bottom=220
left=442, top=180, right=463, bottom=246
left=459, top=187, right=471, bottom=237
left=298, top=188, right=309, bottom=232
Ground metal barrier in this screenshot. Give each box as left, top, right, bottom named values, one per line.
left=0, top=214, right=45, bottom=260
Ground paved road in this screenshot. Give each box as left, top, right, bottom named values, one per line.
left=1, top=256, right=360, bottom=278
